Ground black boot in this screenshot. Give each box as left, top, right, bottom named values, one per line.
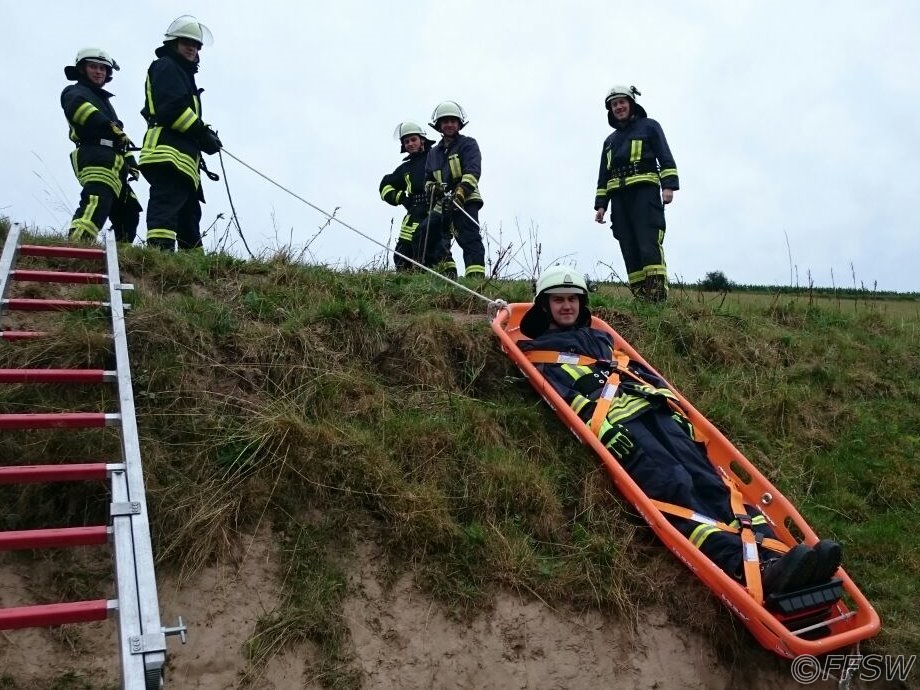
left=810, top=539, right=843, bottom=584
left=761, top=544, right=817, bottom=596
left=646, top=275, right=667, bottom=303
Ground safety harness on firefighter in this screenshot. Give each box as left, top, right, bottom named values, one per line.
left=523, top=348, right=785, bottom=602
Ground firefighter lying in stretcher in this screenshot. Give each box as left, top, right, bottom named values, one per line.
left=517, top=266, right=843, bottom=598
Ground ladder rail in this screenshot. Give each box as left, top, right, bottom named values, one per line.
left=0, top=222, right=24, bottom=321
left=105, top=231, right=168, bottom=689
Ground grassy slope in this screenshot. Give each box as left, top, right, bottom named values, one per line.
left=1, top=225, right=918, bottom=687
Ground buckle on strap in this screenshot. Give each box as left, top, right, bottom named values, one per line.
left=736, top=514, right=753, bottom=530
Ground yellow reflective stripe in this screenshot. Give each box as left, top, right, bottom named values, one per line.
left=595, top=187, right=606, bottom=198
left=605, top=396, right=652, bottom=424
left=659, top=168, right=678, bottom=179
left=399, top=217, right=418, bottom=240
left=380, top=184, right=397, bottom=201
left=464, top=265, right=485, bottom=277
left=171, top=107, right=199, bottom=133
left=571, top=394, right=591, bottom=415
left=630, top=139, right=642, bottom=162
left=690, top=524, right=720, bottom=548
left=73, top=102, right=99, bottom=126
left=448, top=153, right=462, bottom=180
left=460, top=173, right=478, bottom=189
left=147, top=229, right=177, bottom=240
left=403, top=172, right=412, bottom=194
left=560, top=363, right=583, bottom=381
left=605, top=150, right=612, bottom=170
left=605, top=173, right=661, bottom=191
left=140, top=127, right=200, bottom=187
left=145, top=75, right=155, bottom=116
left=433, top=170, right=443, bottom=183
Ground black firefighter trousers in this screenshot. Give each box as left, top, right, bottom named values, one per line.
left=619, top=406, right=778, bottom=579
left=69, top=180, right=141, bottom=244
left=142, top=164, right=203, bottom=251
left=426, top=201, right=486, bottom=277
left=609, top=184, right=667, bottom=290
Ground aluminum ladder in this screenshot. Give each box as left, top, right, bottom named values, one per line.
left=0, top=223, right=185, bottom=690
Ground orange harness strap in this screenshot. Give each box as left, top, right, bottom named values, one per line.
left=718, top=467, right=767, bottom=602
left=650, top=499, right=789, bottom=554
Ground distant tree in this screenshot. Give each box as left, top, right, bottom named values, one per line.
left=700, top=270, right=732, bottom=292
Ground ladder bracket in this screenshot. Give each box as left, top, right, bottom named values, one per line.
left=117, top=283, right=135, bottom=291
left=111, top=501, right=142, bottom=517
left=163, top=615, right=189, bottom=645
left=129, top=632, right=167, bottom=655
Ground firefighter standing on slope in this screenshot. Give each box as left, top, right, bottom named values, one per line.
left=61, top=49, right=142, bottom=244
left=424, top=101, right=486, bottom=279
left=594, top=86, right=679, bottom=302
left=139, top=15, right=222, bottom=251
left=379, top=122, right=438, bottom=270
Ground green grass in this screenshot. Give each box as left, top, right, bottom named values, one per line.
left=2, top=223, right=919, bottom=687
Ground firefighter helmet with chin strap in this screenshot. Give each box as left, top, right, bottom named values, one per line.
left=393, top=121, right=435, bottom=152
left=429, top=101, right=468, bottom=131
left=604, top=84, right=647, bottom=124
left=164, top=15, right=214, bottom=46
left=64, top=48, right=120, bottom=82
left=520, top=265, right=592, bottom=337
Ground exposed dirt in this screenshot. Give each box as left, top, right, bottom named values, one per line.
left=0, top=532, right=853, bottom=690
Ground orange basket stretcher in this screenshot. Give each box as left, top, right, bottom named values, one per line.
left=491, top=302, right=880, bottom=658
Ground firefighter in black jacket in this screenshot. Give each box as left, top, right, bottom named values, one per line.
left=518, top=265, right=844, bottom=596
left=139, top=16, right=222, bottom=251
left=61, top=49, right=141, bottom=243
left=379, top=122, right=437, bottom=270
left=424, top=101, right=486, bottom=279
left=594, top=86, right=679, bottom=302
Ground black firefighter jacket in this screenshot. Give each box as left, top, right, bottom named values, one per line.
left=139, top=46, right=209, bottom=189
left=425, top=133, right=483, bottom=204
left=594, top=116, right=679, bottom=210
left=379, top=149, right=429, bottom=241
left=61, top=78, right=136, bottom=196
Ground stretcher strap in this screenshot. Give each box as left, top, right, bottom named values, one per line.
left=718, top=467, right=766, bottom=602
left=650, top=499, right=789, bottom=554
left=588, top=372, right=620, bottom=435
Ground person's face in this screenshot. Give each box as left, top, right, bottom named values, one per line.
left=608, top=96, right=631, bottom=122
left=547, top=294, right=581, bottom=328
left=437, top=117, right=460, bottom=137
left=83, top=62, right=108, bottom=86
left=402, top=134, right=423, bottom=153
left=176, top=38, right=201, bottom=62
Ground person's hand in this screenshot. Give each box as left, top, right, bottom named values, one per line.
left=111, top=123, right=133, bottom=150
left=128, top=167, right=140, bottom=182
left=662, top=189, right=675, bottom=204
left=594, top=207, right=606, bottom=223
left=425, top=181, right=445, bottom=199
left=199, top=126, right=222, bottom=155
left=452, top=186, right=466, bottom=206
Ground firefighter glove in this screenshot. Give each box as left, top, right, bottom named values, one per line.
left=199, top=126, right=222, bottom=155
left=452, top=186, right=467, bottom=206
left=128, top=167, right=140, bottom=182
left=425, top=180, right=445, bottom=199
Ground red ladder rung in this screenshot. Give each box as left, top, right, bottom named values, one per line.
left=0, top=525, right=109, bottom=551
left=0, top=331, right=47, bottom=340
left=0, top=412, right=117, bottom=429
left=0, top=368, right=112, bottom=384
left=16, top=245, right=105, bottom=260
left=0, top=599, right=111, bottom=630
left=0, top=463, right=113, bottom=485
left=11, top=269, right=107, bottom=284
left=3, top=298, right=106, bottom=311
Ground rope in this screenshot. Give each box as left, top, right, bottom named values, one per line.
left=217, top=150, right=255, bottom=258
left=220, top=147, right=505, bottom=309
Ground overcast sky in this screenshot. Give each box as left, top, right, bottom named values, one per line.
left=3, top=1, right=919, bottom=291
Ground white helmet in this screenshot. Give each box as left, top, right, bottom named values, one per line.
left=429, top=101, right=468, bottom=131
left=393, top=121, right=434, bottom=153
left=65, top=48, right=119, bottom=82
left=535, top=265, right=588, bottom=298
left=164, top=15, right=214, bottom=46
left=604, top=84, right=646, bottom=124
left=520, top=265, right=591, bottom=337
